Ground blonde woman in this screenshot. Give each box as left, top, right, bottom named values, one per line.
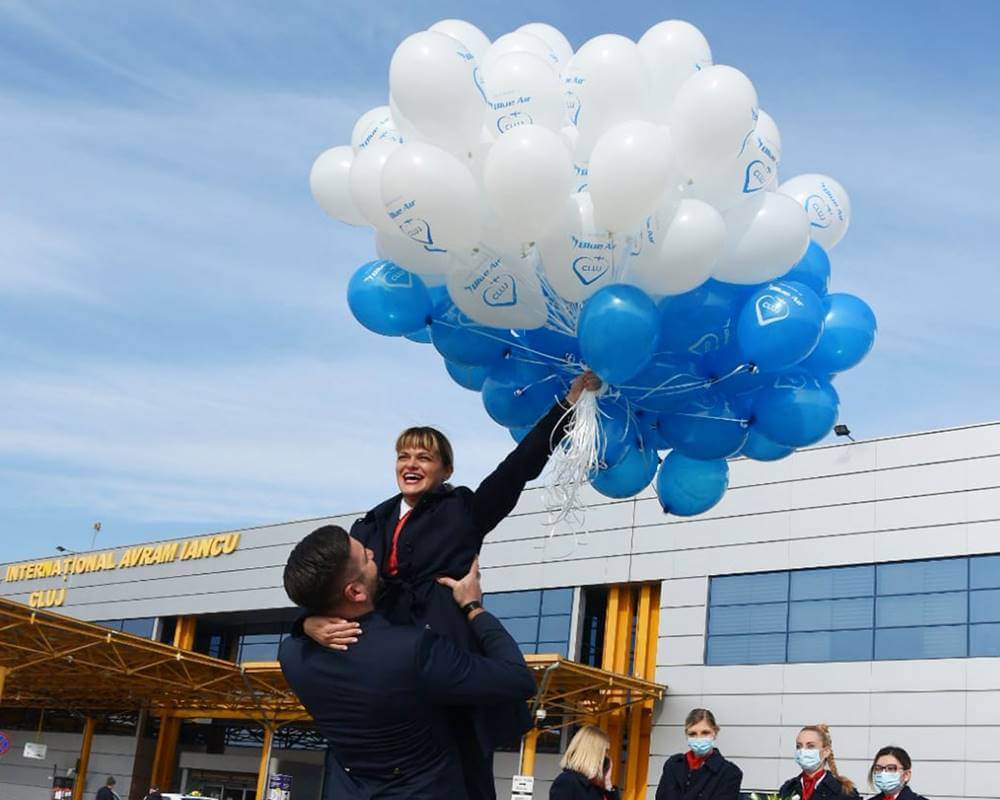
left=656, top=708, right=742, bottom=800
left=779, top=724, right=860, bottom=800
left=550, top=725, right=620, bottom=800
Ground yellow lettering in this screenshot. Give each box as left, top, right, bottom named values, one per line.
left=5, top=565, right=17, bottom=582
left=210, top=536, right=225, bottom=557
left=223, top=533, right=240, bottom=555
left=194, top=538, right=211, bottom=560
left=161, top=542, right=179, bottom=563
left=180, top=540, right=193, bottom=560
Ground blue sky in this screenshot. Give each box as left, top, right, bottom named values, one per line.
left=1, top=1, right=998, bottom=561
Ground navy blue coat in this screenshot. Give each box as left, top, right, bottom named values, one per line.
left=873, top=786, right=928, bottom=800
left=279, top=610, right=536, bottom=800
left=778, top=772, right=861, bottom=800
left=655, top=750, right=742, bottom=800
left=549, top=769, right=621, bottom=800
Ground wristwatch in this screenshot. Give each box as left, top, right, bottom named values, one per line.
left=461, top=600, right=483, bottom=615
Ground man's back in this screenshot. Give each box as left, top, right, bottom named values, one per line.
left=279, top=610, right=534, bottom=799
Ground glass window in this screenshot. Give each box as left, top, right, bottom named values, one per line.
left=541, top=587, right=574, bottom=615
left=486, top=590, right=541, bottom=618
left=790, top=565, right=874, bottom=601
left=709, top=603, right=787, bottom=635
left=711, top=572, right=788, bottom=605
left=971, top=555, right=1000, bottom=589
left=538, top=614, right=571, bottom=642
left=788, top=629, right=873, bottom=662
left=877, top=558, right=967, bottom=595
left=500, top=616, right=541, bottom=645
left=970, top=623, right=1000, bottom=657
left=876, top=592, right=967, bottom=628
left=705, top=633, right=786, bottom=665
left=971, top=589, right=1000, bottom=623
left=120, top=618, right=155, bottom=638
left=789, top=598, right=873, bottom=632
left=536, top=641, right=569, bottom=657
left=875, top=625, right=967, bottom=660
left=239, top=641, right=282, bottom=662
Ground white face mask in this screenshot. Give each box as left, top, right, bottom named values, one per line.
left=795, top=748, right=823, bottom=772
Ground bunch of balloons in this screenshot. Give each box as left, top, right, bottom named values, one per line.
left=312, top=19, right=876, bottom=517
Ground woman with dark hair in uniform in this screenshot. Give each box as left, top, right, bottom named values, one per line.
left=868, top=746, right=928, bottom=800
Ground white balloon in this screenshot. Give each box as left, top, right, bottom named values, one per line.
left=351, top=105, right=402, bottom=151
left=562, top=34, right=650, bottom=159
left=572, top=160, right=589, bottom=193
left=537, top=192, right=622, bottom=302
left=428, top=19, right=491, bottom=60
left=778, top=173, right=851, bottom=250
left=484, top=51, right=566, bottom=136
left=755, top=109, right=782, bottom=164
left=627, top=200, right=725, bottom=295
left=310, top=146, right=366, bottom=225
left=588, top=120, right=679, bottom=232
left=516, top=22, right=573, bottom=66
left=481, top=32, right=560, bottom=80
left=482, top=124, right=574, bottom=241
left=637, top=20, right=713, bottom=122
left=389, top=31, right=487, bottom=153
left=381, top=142, right=483, bottom=252
left=714, top=192, right=811, bottom=283
left=389, top=94, right=422, bottom=142
left=349, top=140, right=401, bottom=232
left=688, top=125, right=779, bottom=211
left=447, top=246, right=549, bottom=329
left=669, top=65, right=758, bottom=176
left=376, top=228, right=450, bottom=277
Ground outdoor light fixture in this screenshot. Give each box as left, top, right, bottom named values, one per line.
left=834, top=424, right=855, bottom=441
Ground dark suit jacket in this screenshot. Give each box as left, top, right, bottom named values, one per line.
left=279, top=609, right=536, bottom=800
left=655, top=750, right=742, bottom=800
left=549, top=769, right=621, bottom=800
left=778, top=772, right=861, bottom=800
left=873, top=786, right=928, bottom=800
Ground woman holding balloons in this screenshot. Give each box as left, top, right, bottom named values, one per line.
left=302, top=369, right=599, bottom=800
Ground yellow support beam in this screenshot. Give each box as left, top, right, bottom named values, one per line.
left=173, top=616, right=197, bottom=651
left=623, top=585, right=657, bottom=800
left=255, top=725, right=276, bottom=800
left=519, top=728, right=540, bottom=777
left=149, top=616, right=199, bottom=791
left=0, top=665, right=8, bottom=702
left=71, top=717, right=97, bottom=800
left=602, top=585, right=635, bottom=776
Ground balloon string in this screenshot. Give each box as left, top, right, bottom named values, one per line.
left=673, top=412, right=750, bottom=426
left=431, top=319, right=575, bottom=368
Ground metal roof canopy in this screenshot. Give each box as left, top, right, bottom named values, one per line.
left=0, top=599, right=665, bottom=727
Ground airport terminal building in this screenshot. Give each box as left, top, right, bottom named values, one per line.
left=1, top=420, right=998, bottom=800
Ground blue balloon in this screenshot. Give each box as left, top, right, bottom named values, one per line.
left=697, top=341, right=766, bottom=397
left=656, top=452, right=729, bottom=516
left=590, top=445, right=659, bottom=499
left=597, top=401, right=640, bottom=467
left=445, top=360, right=489, bottom=391
left=481, top=359, right=562, bottom=427
left=658, top=280, right=748, bottom=357
left=752, top=373, right=839, bottom=447
left=578, top=285, right=659, bottom=385
left=739, top=428, right=795, bottom=461
left=523, top=327, right=581, bottom=366
left=660, top=390, right=749, bottom=460
left=405, top=326, right=432, bottom=344
left=737, top=281, right=825, bottom=371
left=347, top=260, right=432, bottom=337
left=430, top=304, right=510, bottom=367
left=633, top=408, right=672, bottom=451
left=800, top=293, right=877, bottom=374
left=620, top=355, right=704, bottom=413
left=509, top=425, right=532, bottom=443
left=781, top=241, right=831, bottom=296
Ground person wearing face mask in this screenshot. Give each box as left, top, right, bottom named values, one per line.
left=779, top=724, right=860, bottom=800
left=868, top=746, right=927, bottom=800
left=549, top=725, right=620, bottom=800
left=655, top=708, right=742, bottom=800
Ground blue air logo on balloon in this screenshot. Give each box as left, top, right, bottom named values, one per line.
left=743, top=160, right=772, bottom=193
left=688, top=332, right=723, bottom=356
left=482, top=273, right=519, bottom=307
left=497, top=110, right=534, bottom=133
left=400, top=217, right=434, bottom=246
left=564, top=90, right=581, bottom=126
left=803, top=194, right=832, bottom=229
left=441, top=304, right=477, bottom=328
left=359, top=117, right=395, bottom=149
left=473, top=66, right=488, bottom=104
left=755, top=294, right=790, bottom=326
left=366, top=261, right=413, bottom=289
left=572, top=254, right=610, bottom=286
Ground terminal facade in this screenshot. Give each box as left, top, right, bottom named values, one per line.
left=1, top=420, right=998, bottom=800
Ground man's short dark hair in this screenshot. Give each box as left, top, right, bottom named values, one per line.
left=283, top=525, right=353, bottom=614
left=106, top=777, right=116, bottom=786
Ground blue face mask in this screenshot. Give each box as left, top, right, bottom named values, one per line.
left=874, top=772, right=903, bottom=794
left=688, top=737, right=715, bottom=757
left=795, top=748, right=823, bottom=772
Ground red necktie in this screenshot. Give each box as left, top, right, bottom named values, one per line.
left=386, top=510, right=410, bottom=576
left=802, top=771, right=823, bottom=800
